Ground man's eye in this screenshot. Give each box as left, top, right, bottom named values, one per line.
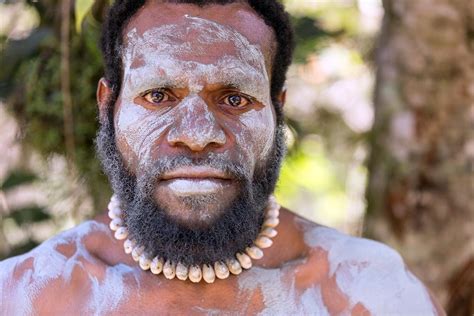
left=223, top=94, right=251, bottom=108
left=143, top=90, right=171, bottom=104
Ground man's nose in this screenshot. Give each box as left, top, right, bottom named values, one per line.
left=166, top=95, right=226, bottom=152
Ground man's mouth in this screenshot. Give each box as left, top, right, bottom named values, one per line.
left=159, top=166, right=233, bottom=196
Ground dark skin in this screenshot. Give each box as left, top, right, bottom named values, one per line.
left=109, top=2, right=279, bottom=227
left=0, top=211, right=444, bottom=314
left=0, top=2, right=445, bottom=315
left=35, top=212, right=335, bottom=314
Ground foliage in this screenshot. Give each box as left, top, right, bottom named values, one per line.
left=1, top=0, right=111, bottom=210
left=0, top=170, right=37, bottom=191
left=276, top=137, right=348, bottom=226
left=7, top=206, right=51, bottom=226
left=0, top=169, right=50, bottom=260
left=75, top=0, right=95, bottom=33
left=291, top=15, right=340, bottom=63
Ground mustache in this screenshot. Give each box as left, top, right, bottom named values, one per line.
left=136, top=155, right=250, bottom=195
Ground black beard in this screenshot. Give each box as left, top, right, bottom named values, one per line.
left=95, top=97, right=286, bottom=266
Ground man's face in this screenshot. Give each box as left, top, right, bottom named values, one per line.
left=96, top=2, right=285, bottom=265
left=113, top=2, right=277, bottom=226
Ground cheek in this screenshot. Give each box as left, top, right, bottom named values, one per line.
left=115, top=100, right=173, bottom=169
left=235, top=106, right=275, bottom=167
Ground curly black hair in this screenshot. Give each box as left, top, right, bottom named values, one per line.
left=100, top=0, right=294, bottom=123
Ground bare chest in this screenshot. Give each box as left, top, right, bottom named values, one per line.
left=64, top=265, right=331, bottom=315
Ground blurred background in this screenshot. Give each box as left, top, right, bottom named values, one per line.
left=0, top=0, right=472, bottom=313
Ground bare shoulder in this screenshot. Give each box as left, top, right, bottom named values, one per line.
left=293, top=215, right=445, bottom=315
left=0, top=220, right=113, bottom=314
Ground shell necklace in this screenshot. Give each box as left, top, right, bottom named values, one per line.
left=108, top=194, right=280, bottom=283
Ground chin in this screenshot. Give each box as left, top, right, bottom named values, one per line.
left=153, top=187, right=237, bottom=228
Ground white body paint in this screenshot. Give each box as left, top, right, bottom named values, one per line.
left=297, top=218, right=437, bottom=316
left=0, top=218, right=438, bottom=315
left=238, top=268, right=330, bottom=315
left=232, top=219, right=438, bottom=315
left=0, top=221, right=140, bottom=315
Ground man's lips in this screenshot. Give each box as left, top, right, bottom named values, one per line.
left=158, top=166, right=233, bottom=196
left=160, top=166, right=232, bottom=181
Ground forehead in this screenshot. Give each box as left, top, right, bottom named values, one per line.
left=123, top=1, right=276, bottom=70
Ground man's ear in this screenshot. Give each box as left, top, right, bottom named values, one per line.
left=276, top=89, right=286, bottom=108
left=97, top=77, right=112, bottom=121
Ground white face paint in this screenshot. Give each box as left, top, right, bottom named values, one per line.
left=122, top=15, right=270, bottom=106
left=167, top=178, right=229, bottom=196
left=112, top=15, right=277, bottom=222
left=115, top=15, right=275, bottom=173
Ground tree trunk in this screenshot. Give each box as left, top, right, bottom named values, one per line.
left=366, top=0, right=474, bottom=313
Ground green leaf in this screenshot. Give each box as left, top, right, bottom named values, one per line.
left=0, top=170, right=37, bottom=191
left=5, top=206, right=51, bottom=225
left=75, top=0, right=96, bottom=33
left=0, top=240, right=39, bottom=260
left=0, top=28, right=53, bottom=98
left=290, top=15, right=341, bottom=63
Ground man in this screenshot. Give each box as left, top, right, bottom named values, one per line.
left=0, top=0, right=444, bottom=314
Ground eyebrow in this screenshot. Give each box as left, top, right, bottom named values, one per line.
left=205, top=68, right=268, bottom=98
left=124, top=61, right=270, bottom=104
left=126, top=73, right=187, bottom=94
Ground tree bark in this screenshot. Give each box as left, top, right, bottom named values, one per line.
left=366, top=0, right=474, bottom=313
